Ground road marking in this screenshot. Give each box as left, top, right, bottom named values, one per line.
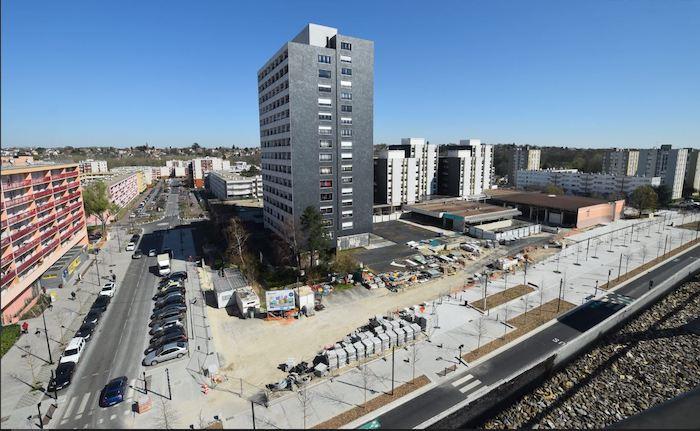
left=124, top=409, right=131, bottom=415
left=76, top=392, right=91, bottom=415
left=110, top=413, right=116, bottom=420
left=99, top=418, right=104, bottom=424
left=459, top=379, right=482, bottom=393
left=63, top=396, right=78, bottom=417
left=451, top=374, right=474, bottom=387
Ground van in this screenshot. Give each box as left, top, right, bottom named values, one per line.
left=60, top=337, right=86, bottom=364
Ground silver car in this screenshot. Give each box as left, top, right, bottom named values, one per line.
left=148, top=316, right=184, bottom=335
left=142, top=341, right=188, bottom=366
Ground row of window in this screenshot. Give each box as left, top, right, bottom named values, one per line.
left=259, top=79, right=288, bottom=104
left=258, top=49, right=288, bottom=82
left=319, top=188, right=353, bottom=200
left=262, top=163, right=291, bottom=174
left=318, top=113, right=352, bottom=125
left=318, top=164, right=353, bottom=175
left=318, top=68, right=352, bottom=78
left=319, top=177, right=353, bottom=188
left=264, top=194, right=292, bottom=215
left=262, top=174, right=291, bottom=188
left=260, top=109, right=289, bottom=127
left=258, top=64, right=288, bottom=93
left=317, top=126, right=352, bottom=136
left=261, top=123, right=290, bottom=137
left=261, top=137, right=290, bottom=148
left=260, top=94, right=289, bottom=115
left=261, top=151, right=290, bottom=160
left=318, top=54, right=352, bottom=64
left=318, top=152, right=353, bottom=161
left=263, top=184, right=292, bottom=201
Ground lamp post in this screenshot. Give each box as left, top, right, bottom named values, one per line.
left=457, top=344, right=464, bottom=365
left=607, top=269, right=612, bottom=289
left=42, top=309, right=53, bottom=364
left=37, top=402, right=43, bottom=430
left=617, top=253, right=623, bottom=279
left=594, top=280, right=599, bottom=297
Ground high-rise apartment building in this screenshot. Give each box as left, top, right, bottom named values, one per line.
left=438, top=139, right=493, bottom=198
left=1, top=163, right=88, bottom=323
left=259, top=24, right=374, bottom=250
left=191, top=157, right=231, bottom=188
left=374, top=138, right=438, bottom=206
left=601, top=148, right=640, bottom=177
left=78, top=159, right=109, bottom=175
left=637, top=145, right=688, bottom=200
left=684, top=148, right=700, bottom=195
left=505, top=145, right=540, bottom=184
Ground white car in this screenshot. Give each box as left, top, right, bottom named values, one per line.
left=100, top=282, right=116, bottom=297
left=148, top=249, right=157, bottom=257
left=60, top=337, right=85, bottom=364
left=126, top=242, right=136, bottom=251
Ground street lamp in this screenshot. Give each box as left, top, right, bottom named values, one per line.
left=606, top=269, right=612, bottom=289
left=457, top=344, right=464, bottom=365
left=42, top=307, right=53, bottom=365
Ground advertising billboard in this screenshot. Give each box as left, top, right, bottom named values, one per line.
left=265, top=289, right=296, bottom=312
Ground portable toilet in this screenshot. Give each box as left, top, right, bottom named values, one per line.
left=362, top=330, right=374, bottom=340
left=410, top=322, right=422, bottom=337
left=370, top=336, right=382, bottom=354
left=362, top=338, right=374, bottom=356
left=353, top=341, right=366, bottom=359
left=378, top=333, right=390, bottom=351
left=394, top=327, right=406, bottom=346
left=403, top=324, right=415, bottom=341
left=390, top=320, right=401, bottom=330
left=343, top=343, right=357, bottom=364
left=386, top=329, right=398, bottom=347
left=325, top=350, right=338, bottom=371
left=335, top=347, right=347, bottom=366
left=358, top=331, right=368, bottom=340
left=382, top=321, right=393, bottom=332
left=373, top=325, right=385, bottom=335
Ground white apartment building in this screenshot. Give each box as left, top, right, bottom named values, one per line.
left=438, top=139, right=493, bottom=198
left=685, top=148, right=700, bottom=195
left=515, top=169, right=661, bottom=197
left=637, top=145, right=688, bottom=200
left=191, top=157, right=230, bottom=188
left=207, top=171, right=262, bottom=201
left=151, top=166, right=170, bottom=180
left=78, top=159, right=109, bottom=175
left=373, top=138, right=438, bottom=206
left=602, top=148, right=639, bottom=177
left=110, top=166, right=154, bottom=186
left=505, top=145, right=540, bottom=184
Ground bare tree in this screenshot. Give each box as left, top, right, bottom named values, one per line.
left=410, top=342, right=421, bottom=383
left=24, top=345, right=39, bottom=388
left=155, top=398, right=179, bottom=430
left=296, top=385, right=313, bottom=429
left=473, top=317, right=487, bottom=350
left=358, top=361, right=371, bottom=407
left=226, top=217, right=249, bottom=266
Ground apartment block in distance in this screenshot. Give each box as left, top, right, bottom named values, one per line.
left=107, top=172, right=139, bottom=208
left=438, top=139, right=493, bottom=198
left=1, top=163, right=88, bottom=323
left=684, top=148, right=700, bottom=195
left=259, top=23, right=374, bottom=250
left=504, top=145, right=541, bottom=184
left=78, top=159, right=109, bottom=175
left=191, top=157, right=230, bottom=188
left=207, top=171, right=262, bottom=201
left=515, top=169, right=661, bottom=197
left=374, top=138, right=438, bottom=206
left=601, top=148, right=639, bottom=177
left=637, top=145, right=688, bottom=200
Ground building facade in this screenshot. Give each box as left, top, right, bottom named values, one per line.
left=438, top=139, right=493, bottom=198
left=78, top=159, right=109, bottom=175
left=207, top=171, right=262, bottom=200
left=373, top=138, right=438, bottom=206
left=1, top=163, right=88, bottom=323
left=259, top=23, right=374, bottom=250
left=515, top=169, right=661, bottom=197
left=191, top=157, right=230, bottom=188
left=637, top=145, right=688, bottom=200
left=505, top=145, right=541, bottom=184
left=601, top=148, right=639, bottom=177
left=107, top=172, right=139, bottom=208
left=684, top=148, right=700, bottom=195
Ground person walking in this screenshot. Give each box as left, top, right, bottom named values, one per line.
left=21, top=321, right=29, bottom=334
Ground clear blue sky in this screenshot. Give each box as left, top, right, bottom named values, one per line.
left=2, top=0, right=699, bottom=149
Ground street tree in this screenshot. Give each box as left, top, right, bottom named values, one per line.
left=155, top=398, right=179, bottom=430
left=653, top=185, right=673, bottom=207
left=543, top=184, right=564, bottom=195
left=299, top=206, right=331, bottom=268
left=226, top=217, right=250, bottom=267
left=630, top=185, right=658, bottom=215
left=82, top=181, right=119, bottom=234
left=296, top=385, right=313, bottom=429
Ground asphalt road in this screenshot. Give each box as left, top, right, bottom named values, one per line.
left=50, top=182, right=182, bottom=428
left=370, top=245, right=700, bottom=429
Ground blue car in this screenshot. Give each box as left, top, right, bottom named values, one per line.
left=99, top=376, right=128, bottom=407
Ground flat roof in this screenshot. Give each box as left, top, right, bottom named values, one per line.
left=405, top=199, right=520, bottom=223
left=214, top=268, right=250, bottom=294
left=487, top=190, right=615, bottom=212
left=1, top=162, right=78, bottom=174
left=107, top=172, right=136, bottom=186
left=210, top=170, right=258, bottom=181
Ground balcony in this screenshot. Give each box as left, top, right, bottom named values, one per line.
left=37, top=213, right=56, bottom=228
left=7, top=209, right=36, bottom=226
left=57, top=215, right=73, bottom=231
left=52, top=184, right=68, bottom=194
left=1, top=236, right=10, bottom=249
left=67, top=180, right=80, bottom=189
left=10, top=223, right=37, bottom=243
left=55, top=171, right=79, bottom=180
left=1, top=179, right=32, bottom=191
left=34, top=188, right=54, bottom=199
left=37, top=201, right=55, bottom=213
left=1, top=269, right=16, bottom=288
left=14, top=237, right=40, bottom=258
left=67, top=201, right=83, bottom=212
left=2, top=194, right=34, bottom=209
left=31, top=175, right=52, bottom=186
left=40, top=226, right=58, bottom=241
left=16, top=251, right=42, bottom=274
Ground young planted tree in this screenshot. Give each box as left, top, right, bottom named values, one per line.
left=226, top=217, right=250, bottom=267
left=82, top=181, right=119, bottom=234
left=630, top=185, right=658, bottom=216
left=299, top=206, right=331, bottom=269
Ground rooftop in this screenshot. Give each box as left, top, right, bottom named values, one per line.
left=405, top=198, right=521, bottom=223
left=210, top=170, right=259, bottom=181
left=486, top=189, right=618, bottom=212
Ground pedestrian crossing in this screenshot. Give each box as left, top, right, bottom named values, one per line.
left=56, top=388, right=134, bottom=427
left=600, top=293, right=634, bottom=306
left=450, top=373, right=486, bottom=396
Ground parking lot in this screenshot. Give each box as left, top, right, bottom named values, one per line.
left=354, top=221, right=440, bottom=273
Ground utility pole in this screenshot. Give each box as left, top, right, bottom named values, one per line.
left=557, top=278, right=563, bottom=312
left=594, top=280, right=599, bottom=297
left=523, top=260, right=528, bottom=285
left=617, top=253, right=623, bottom=279
left=574, top=244, right=581, bottom=266
left=585, top=237, right=590, bottom=260
left=607, top=269, right=612, bottom=289
left=625, top=254, right=630, bottom=276
left=482, top=273, right=488, bottom=313
left=391, top=346, right=395, bottom=396
left=554, top=253, right=561, bottom=274
left=608, top=233, right=614, bottom=253
left=592, top=238, right=599, bottom=259
left=51, top=370, right=58, bottom=400
left=166, top=368, right=172, bottom=400
left=42, top=311, right=53, bottom=364
left=251, top=401, right=256, bottom=430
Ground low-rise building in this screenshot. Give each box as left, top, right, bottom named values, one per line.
left=1, top=162, right=88, bottom=324
left=515, top=169, right=661, bottom=197
left=207, top=170, right=262, bottom=201
left=78, top=159, right=109, bottom=174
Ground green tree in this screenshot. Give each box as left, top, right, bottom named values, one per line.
left=653, top=185, right=673, bottom=207
left=83, top=181, right=119, bottom=234
left=240, top=166, right=259, bottom=177
left=333, top=250, right=358, bottom=274
left=630, top=185, right=658, bottom=215
left=543, top=184, right=564, bottom=195
left=300, top=206, right=331, bottom=268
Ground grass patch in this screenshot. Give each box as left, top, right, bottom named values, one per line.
left=470, top=284, right=534, bottom=311
left=261, top=267, right=298, bottom=289
left=678, top=222, right=700, bottom=231
left=312, top=375, right=430, bottom=429
left=334, top=283, right=355, bottom=291
left=463, top=299, right=576, bottom=363
left=1, top=324, right=21, bottom=358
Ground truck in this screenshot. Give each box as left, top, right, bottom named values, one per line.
left=157, top=253, right=171, bottom=276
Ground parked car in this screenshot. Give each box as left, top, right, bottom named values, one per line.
left=47, top=361, right=76, bottom=392
left=75, top=321, right=96, bottom=341
left=154, top=293, right=185, bottom=309
left=150, top=306, right=186, bottom=322
left=158, top=279, right=183, bottom=289
left=99, top=376, right=128, bottom=407
left=142, top=341, right=188, bottom=366
left=152, top=286, right=185, bottom=300
left=60, top=337, right=86, bottom=364
left=148, top=249, right=157, bottom=257
left=125, top=242, right=136, bottom=252
left=92, top=295, right=111, bottom=312
left=100, top=282, right=116, bottom=297
left=132, top=250, right=143, bottom=259
left=83, top=309, right=102, bottom=325
left=146, top=332, right=188, bottom=354
left=149, top=316, right=184, bottom=336
left=149, top=326, right=186, bottom=345
left=169, top=271, right=188, bottom=281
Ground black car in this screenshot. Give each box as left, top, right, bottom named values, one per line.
left=155, top=294, right=185, bottom=309
left=130, top=234, right=140, bottom=242
left=92, top=295, right=111, bottom=312
left=75, top=321, right=96, bottom=341
left=83, top=309, right=102, bottom=325
left=153, top=286, right=185, bottom=300
left=169, top=271, right=188, bottom=281
left=149, top=326, right=185, bottom=345
left=150, top=308, right=186, bottom=325
left=47, top=361, right=76, bottom=392
left=145, top=332, right=188, bottom=354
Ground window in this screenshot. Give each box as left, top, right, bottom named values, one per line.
left=342, top=199, right=353, bottom=207
left=341, top=129, right=353, bottom=137
left=342, top=221, right=354, bottom=230
left=341, top=92, right=352, bottom=100
left=322, top=219, right=333, bottom=227
left=319, top=139, right=332, bottom=149
left=320, top=166, right=332, bottom=175
left=320, top=180, right=332, bottom=188
left=341, top=68, right=352, bottom=76
left=318, top=125, right=332, bottom=135
left=340, top=42, right=352, bottom=50
left=341, top=140, right=352, bottom=148
left=341, top=105, right=352, bottom=112
left=319, top=69, right=331, bottom=78
left=319, top=154, right=332, bottom=162
left=341, top=117, right=352, bottom=125
left=340, top=55, right=352, bottom=63
left=342, top=187, right=353, bottom=196
left=318, top=55, right=331, bottom=64
left=341, top=176, right=353, bottom=184
left=318, top=98, right=332, bottom=107
left=320, top=193, right=333, bottom=201
left=341, top=152, right=353, bottom=160
left=340, top=80, right=352, bottom=88
left=320, top=206, right=333, bottom=215
left=318, top=84, right=332, bottom=93
left=319, top=112, right=332, bottom=121
left=341, top=164, right=353, bottom=172
left=342, top=209, right=353, bottom=219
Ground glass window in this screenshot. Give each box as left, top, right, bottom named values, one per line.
left=341, top=164, right=352, bottom=172
left=341, top=176, right=353, bottom=184
left=341, top=105, right=352, bottom=112
left=341, top=129, right=353, bottom=137
left=341, top=221, right=353, bottom=230
left=341, top=118, right=352, bottom=125
left=318, top=98, right=332, bottom=107
left=318, top=55, right=331, bottom=64
left=342, top=187, right=353, bottom=196
left=319, top=139, right=332, bottom=149
left=341, top=152, right=353, bottom=160
left=322, top=219, right=333, bottom=227
left=340, top=42, right=352, bottom=50
left=342, top=210, right=353, bottom=218
left=318, top=126, right=332, bottom=135
left=341, top=92, right=352, bottom=100
left=320, top=180, right=332, bottom=188
left=340, top=55, right=352, bottom=63
left=320, top=193, right=333, bottom=201
left=319, top=154, right=332, bottom=161
left=341, top=141, right=352, bottom=148
left=318, top=69, right=331, bottom=78
left=319, top=112, right=332, bottom=121
left=341, top=68, right=352, bottom=76
left=340, top=80, right=352, bottom=88
left=320, top=166, right=332, bottom=175
left=318, top=84, right=332, bottom=93
left=320, top=206, right=333, bottom=215
left=342, top=199, right=353, bottom=207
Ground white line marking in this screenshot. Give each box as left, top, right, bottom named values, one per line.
left=63, top=396, right=78, bottom=417
left=459, top=379, right=482, bottom=393
left=124, top=409, right=131, bottom=415
left=110, top=414, right=116, bottom=420
left=76, top=392, right=91, bottom=415
left=99, top=418, right=104, bottom=424
left=451, top=374, right=474, bottom=387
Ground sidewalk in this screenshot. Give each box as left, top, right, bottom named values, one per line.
left=0, top=225, right=136, bottom=429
